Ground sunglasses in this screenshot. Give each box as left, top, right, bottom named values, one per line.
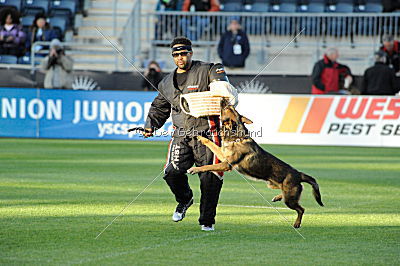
left=172, top=51, right=190, bottom=58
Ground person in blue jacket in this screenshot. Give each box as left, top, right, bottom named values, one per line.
left=217, top=19, right=250, bottom=68
left=25, top=13, right=58, bottom=55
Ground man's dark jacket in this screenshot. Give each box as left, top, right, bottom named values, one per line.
left=380, top=41, right=400, bottom=72
left=361, top=62, right=398, bottom=95
left=145, top=60, right=227, bottom=136
left=217, top=30, right=250, bottom=68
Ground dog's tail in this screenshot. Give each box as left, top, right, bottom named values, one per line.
left=301, top=173, right=324, bottom=206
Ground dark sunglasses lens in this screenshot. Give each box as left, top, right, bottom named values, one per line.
left=172, top=52, right=189, bottom=57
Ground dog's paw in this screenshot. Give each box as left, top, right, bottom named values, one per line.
left=293, top=222, right=301, bottom=228
left=187, top=167, right=200, bottom=175
left=271, top=194, right=283, bottom=202
left=197, top=136, right=209, bottom=145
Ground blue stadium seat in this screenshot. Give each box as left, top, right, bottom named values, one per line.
left=0, top=55, right=18, bottom=64
left=328, top=3, right=354, bottom=13
left=299, top=3, right=325, bottom=13
left=247, top=2, right=270, bottom=12
left=17, top=55, right=31, bottom=64
left=363, top=3, right=383, bottom=13
left=49, top=15, right=67, bottom=38
left=0, top=0, right=22, bottom=11
left=49, top=0, right=76, bottom=18
left=21, top=14, right=35, bottom=31
left=221, top=2, right=243, bottom=12
left=23, top=0, right=49, bottom=16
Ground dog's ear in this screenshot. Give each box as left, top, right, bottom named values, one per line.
left=241, top=116, right=253, bottom=124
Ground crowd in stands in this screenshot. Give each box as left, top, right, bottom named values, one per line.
left=311, top=35, right=400, bottom=96
left=0, top=0, right=80, bottom=64
left=156, top=0, right=400, bottom=13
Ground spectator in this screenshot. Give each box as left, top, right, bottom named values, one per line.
left=155, top=0, right=184, bottom=40
left=379, top=34, right=400, bottom=75
left=311, top=48, right=353, bottom=95
left=0, top=8, right=25, bottom=57
left=217, top=19, right=250, bottom=68
left=40, top=39, right=73, bottom=89
left=26, top=13, right=58, bottom=55
left=361, top=51, right=399, bottom=95
left=157, top=0, right=182, bottom=10
left=142, top=61, right=163, bottom=91
left=181, top=0, right=220, bottom=41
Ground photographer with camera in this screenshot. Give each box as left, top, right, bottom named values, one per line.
left=141, top=60, right=163, bottom=91
left=40, top=39, right=73, bottom=89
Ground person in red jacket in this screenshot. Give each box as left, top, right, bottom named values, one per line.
left=311, top=48, right=353, bottom=95
left=181, top=0, right=220, bottom=41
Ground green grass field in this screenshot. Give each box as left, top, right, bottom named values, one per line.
left=1, top=138, right=399, bottom=265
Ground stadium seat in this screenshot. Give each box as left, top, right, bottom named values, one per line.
left=328, top=3, right=354, bottom=13
left=17, top=55, right=31, bottom=64
left=221, top=2, right=243, bottom=12
left=49, top=0, right=76, bottom=18
left=49, top=15, right=67, bottom=39
left=22, top=0, right=49, bottom=15
left=0, top=0, right=22, bottom=11
left=247, top=2, right=270, bottom=12
left=299, top=3, right=325, bottom=13
left=0, top=55, right=18, bottom=64
left=358, top=3, right=383, bottom=13
left=21, top=14, right=35, bottom=29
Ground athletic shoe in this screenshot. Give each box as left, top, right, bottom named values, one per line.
left=201, top=224, right=215, bottom=231
left=172, top=198, right=193, bottom=222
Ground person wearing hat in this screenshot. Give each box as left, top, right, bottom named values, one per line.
left=143, top=36, right=237, bottom=232
left=361, top=51, right=399, bottom=95
left=379, top=34, right=400, bottom=74
left=40, top=39, right=73, bottom=89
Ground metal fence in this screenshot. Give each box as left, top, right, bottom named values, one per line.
left=146, top=11, right=400, bottom=47
left=120, top=0, right=141, bottom=68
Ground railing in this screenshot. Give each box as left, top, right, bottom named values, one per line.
left=148, top=11, right=400, bottom=47
left=120, top=0, right=141, bottom=68
left=29, top=41, right=118, bottom=74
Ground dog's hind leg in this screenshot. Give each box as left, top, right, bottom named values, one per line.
left=283, top=185, right=305, bottom=228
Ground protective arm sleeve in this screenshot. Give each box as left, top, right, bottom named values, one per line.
left=145, top=88, right=171, bottom=130
left=208, top=64, right=239, bottom=106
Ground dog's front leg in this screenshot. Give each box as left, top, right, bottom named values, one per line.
left=187, top=161, right=231, bottom=175
left=197, top=136, right=226, bottom=161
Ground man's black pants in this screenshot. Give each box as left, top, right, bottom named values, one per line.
left=163, top=135, right=223, bottom=226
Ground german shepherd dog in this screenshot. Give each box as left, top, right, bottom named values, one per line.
left=187, top=98, right=324, bottom=228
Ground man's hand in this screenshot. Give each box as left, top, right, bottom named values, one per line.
left=6, top=36, right=14, bottom=42
left=143, top=128, right=154, bottom=138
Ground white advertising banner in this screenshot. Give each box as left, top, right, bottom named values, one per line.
left=237, top=94, right=400, bottom=147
